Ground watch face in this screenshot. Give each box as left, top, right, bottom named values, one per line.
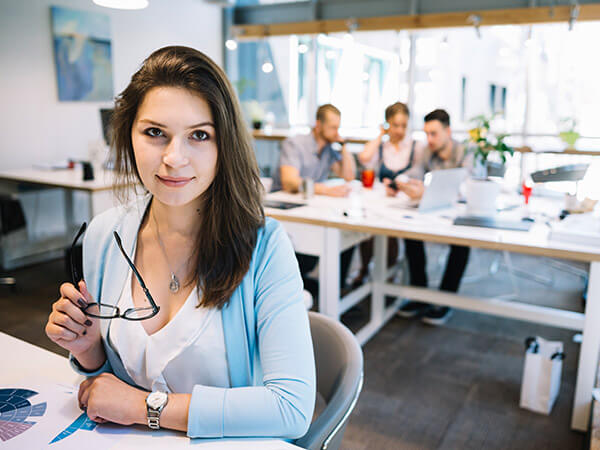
left=147, top=392, right=167, bottom=409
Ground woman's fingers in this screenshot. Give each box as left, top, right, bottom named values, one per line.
left=54, top=298, right=89, bottom=326
left=45, top=322, right=78, bottom=341
left=51, top=309, right=87, bottom=336
left=78, top=377, right=93, bottom=407
left=60, top=282, right=88, bottom=309
left=79, top=281, right=94, bottom=304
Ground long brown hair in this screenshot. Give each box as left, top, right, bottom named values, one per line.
left=111, top=46, right=265, bottom=308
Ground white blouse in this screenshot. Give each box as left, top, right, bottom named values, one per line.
left=109, top=269, right=230, bottom=393
left=367, top=137, right=425, bottom=174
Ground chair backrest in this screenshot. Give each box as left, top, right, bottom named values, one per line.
left=296, top=312, right=364, bottom=450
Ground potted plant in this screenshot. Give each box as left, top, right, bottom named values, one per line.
left=559, top=117, right=580, bottom=149
left=464, top=114, right=514, bottom=216
left=244, top=100, right=266, bottom=130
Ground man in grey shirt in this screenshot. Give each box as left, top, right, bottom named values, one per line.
left=272, top=104, right=356, bottom=195
left=393, top=109, right=472, bottom=325
left=272, top=104, right=357, bottom=302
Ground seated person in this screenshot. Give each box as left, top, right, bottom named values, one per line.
left=271, top=103, right=356, bottom=196
left=272, top=104, right=357, bottom=299
left=45, top=46, right=315, bottom=440
left=393, top=109, right=472, bottom=325
left=352, top=102, right=425, bottom=287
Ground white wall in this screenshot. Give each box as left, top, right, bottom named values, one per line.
left=0, top=0, right=222, bottom=247
left=0, top=0, right=222, bottom=170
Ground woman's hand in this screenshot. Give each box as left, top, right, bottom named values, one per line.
left=46, top=281, right=104, bottom=367
left=78, top=373, right=148, bottom=425
left=383, top=178, right=397, bottom=197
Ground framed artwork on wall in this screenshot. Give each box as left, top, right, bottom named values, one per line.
left=50, top=6, right=113, bottom=101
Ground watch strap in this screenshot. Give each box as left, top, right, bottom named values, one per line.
left=146, top=392, right=168, bottom=430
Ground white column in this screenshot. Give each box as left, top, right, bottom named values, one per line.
left=572, top=261, right=600, bottom=430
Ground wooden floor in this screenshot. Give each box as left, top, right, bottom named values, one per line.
left=0, top=246, right=590, bottom=449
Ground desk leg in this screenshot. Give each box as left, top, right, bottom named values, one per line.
left=572, top=261, right=600, bottom=431
left=372, top=235, right=387, bottom=324
left=63, top=189, right=74, bottom=232
left=319, top=227, right=340, bottom=320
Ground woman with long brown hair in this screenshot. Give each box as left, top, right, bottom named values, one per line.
left=351, top=102, right=424, bottom=288
left=45, top=46, right=315, bottom=439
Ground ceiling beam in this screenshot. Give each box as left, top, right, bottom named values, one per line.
left=231, top=4, right=600, bottom=39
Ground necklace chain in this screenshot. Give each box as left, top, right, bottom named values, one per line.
left=150, top=207, right=188, bottom=294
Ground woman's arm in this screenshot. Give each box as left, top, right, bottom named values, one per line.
left=358, top=127, right=385, bottom=166
left=78, top=221, right=315, bottom=438
left=186, top=222, right=316, bottom=439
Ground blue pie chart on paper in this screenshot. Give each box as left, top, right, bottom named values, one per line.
left=50, top=411, right=98, bottom=444
left=0, top=388, right=47, bottom=442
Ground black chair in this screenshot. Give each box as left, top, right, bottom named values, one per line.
left=0, top=194, right=26, bottom=291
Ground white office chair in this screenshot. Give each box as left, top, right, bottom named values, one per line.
left=295, top=312, right=363, bottom=450
left=303, top=290, right=314, bottom=310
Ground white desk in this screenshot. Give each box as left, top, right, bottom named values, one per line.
left=265, top=188, right=600, bottom=431
left=0, top=168, right=123, bottom=223
left=0, top=168, right=130, bottom=268
left=0, top=332, right=298, bottom=449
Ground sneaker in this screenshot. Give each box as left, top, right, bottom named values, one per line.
left=396, top=300, right=430, bottom=318
left=421, top=306, right=453, bottom=325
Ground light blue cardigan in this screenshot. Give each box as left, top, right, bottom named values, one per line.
left=70, top=196, right=316, bottom=439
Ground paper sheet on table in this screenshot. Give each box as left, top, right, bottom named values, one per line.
left=0, top=382, right=120, bottom=449
left=0, top=382, right=299, bottom=449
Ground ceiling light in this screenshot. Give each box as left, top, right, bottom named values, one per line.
left=225, top=39, right=237, bottom=51
left=262, top=61, right=273, bottom=73
left=93, top=0, right=149, bottom=10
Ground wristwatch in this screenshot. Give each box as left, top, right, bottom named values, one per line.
left=145, top=391, right=168, bottom=430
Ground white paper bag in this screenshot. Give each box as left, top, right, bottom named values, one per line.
left=519, top=336, right=565, bottom=415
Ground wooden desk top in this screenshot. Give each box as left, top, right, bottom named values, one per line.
left=0, top=168, right=123, bottom=192
left=253, top=129, right=600, bottom=155
left=265, top=188, right=600, bottom=263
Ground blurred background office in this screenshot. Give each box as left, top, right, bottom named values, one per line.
left=2, top=1, right=600, bottom=449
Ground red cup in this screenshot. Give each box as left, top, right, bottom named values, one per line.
left=522, top=180, right=533, bottom=204
left=361, top=168, right=375, bottom=188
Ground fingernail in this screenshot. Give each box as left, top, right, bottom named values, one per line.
left=77, top=298, right=87, bottom=308
left=85, top=319, right=92, bottom=326
left=82, top=330, right=87, bottom=336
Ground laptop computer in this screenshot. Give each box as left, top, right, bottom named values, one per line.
left=394, top=168, right=468, bottom=213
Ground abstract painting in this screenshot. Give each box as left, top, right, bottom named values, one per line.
left=51, top=6, right=113, bottom=101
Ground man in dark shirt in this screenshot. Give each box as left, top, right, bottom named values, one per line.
left=395, top=109, right=472, bottom=325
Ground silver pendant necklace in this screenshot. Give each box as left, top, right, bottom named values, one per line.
left=151, top=207, right=186, bottom=294
left=169, top=272, right=180, bottom=294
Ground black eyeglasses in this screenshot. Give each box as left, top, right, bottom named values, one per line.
left=70, top=223, right=160, bottom=321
